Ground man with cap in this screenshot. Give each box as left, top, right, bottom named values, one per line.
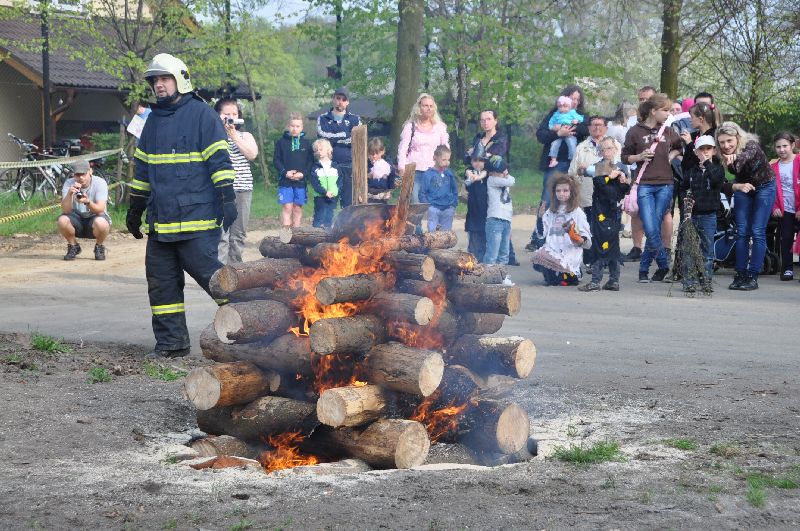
left=57, top=159, right=111, bottom=260
left=316, top=87, right=361, bottom=208
left=126, top=52, right=236, bottom=358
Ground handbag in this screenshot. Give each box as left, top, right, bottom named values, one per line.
left=622, top=117, right=675, bottom=215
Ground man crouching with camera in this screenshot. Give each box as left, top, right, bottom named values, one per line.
left=57, top=159, right=111, bottom=260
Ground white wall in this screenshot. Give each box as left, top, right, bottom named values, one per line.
left=0, top=63, right=42, bottom=162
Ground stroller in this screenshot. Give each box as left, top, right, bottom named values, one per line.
left=712, top=193, right=779, bottom=274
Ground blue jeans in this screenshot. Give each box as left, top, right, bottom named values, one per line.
left=638, top=183, right=673, bottom=272
left=733, top=179, right=776, bottom=276
left=549, top=136, right=578, bottom=160
left=427, top=206, right=455, bottom=232
left=313, top=196, right=336, bottom=228
left=533, top=161, right=570, bottom=241
left=484, top=217, right=511, bottom=264
left=683, top=213, right=716, bottom=286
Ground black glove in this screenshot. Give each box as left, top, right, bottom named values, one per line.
left=222, top=201, right=238, bottom=232
left=126, top=195, right=147, bottom=239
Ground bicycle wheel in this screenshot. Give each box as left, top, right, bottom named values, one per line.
left=0, top=168, right=19, bottom=194
left=17, top=169, right=37, bottom=202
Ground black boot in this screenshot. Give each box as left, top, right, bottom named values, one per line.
left=728, top=273, right=745, bottom=290
left=738, top=275, right=759, bottom=291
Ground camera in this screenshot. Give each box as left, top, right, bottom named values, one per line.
left=224, top=118, right=244, bottom=126
left=75, top=190, right=85, bottom=199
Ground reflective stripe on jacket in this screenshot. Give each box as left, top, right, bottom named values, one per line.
left=132, top=94, right=234, bottom=242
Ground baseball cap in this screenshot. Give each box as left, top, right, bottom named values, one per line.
left=694, top=135, right=715, bottom=150
left=334, top=87, right=349, bottom=100
left=70, top=159, right=91, bottom=174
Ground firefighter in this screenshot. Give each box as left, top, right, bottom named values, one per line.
left=126, top=53, right=237, bottom=357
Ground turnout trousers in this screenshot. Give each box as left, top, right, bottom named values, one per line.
left=146, top=231, right=223, bottom=351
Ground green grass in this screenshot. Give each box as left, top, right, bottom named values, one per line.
left=143, top=361, right=187, bottom=381
left=663, top=438, right=698, bottom=451
left=3, top=352, right=22, bottom=364
left=86, top=366, right=112, bottom=384
left=163, top=520, right=177, bottom=530
left=552, top=441, right=624, bottom=465
left=709, top=442, right=739, bottom=458
left=746, top=475, right=767, bottom=507
left=30, top=332, right=71, bottom=354
left=229, top=520, right=253, bottom=531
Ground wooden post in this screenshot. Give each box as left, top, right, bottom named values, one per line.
left=390, top=163, right=417, bottom=237
left=351, top=124, right=369, bottom=206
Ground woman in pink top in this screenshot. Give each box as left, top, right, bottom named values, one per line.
left=397, top=93, right=450, bottom=203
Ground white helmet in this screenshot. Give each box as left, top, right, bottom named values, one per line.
left=144, top=53, right=193, bottom=94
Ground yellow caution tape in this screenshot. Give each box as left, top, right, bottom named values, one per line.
left=0, top=182, right=122, bottom=225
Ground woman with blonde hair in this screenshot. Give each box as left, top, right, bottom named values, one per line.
left=716, top=121, right=776, bottom=290
left=397, top=93, right=450, bottom=204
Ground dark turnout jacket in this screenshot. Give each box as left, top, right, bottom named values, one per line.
left=132, top=94, right=234, bottom=241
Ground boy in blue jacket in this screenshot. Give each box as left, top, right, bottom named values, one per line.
left=419, top=145, right=458, bottom=231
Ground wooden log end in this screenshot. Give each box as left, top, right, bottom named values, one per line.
left=418, top=352, right=445, bottom=397
left=213, top=305, right=241, bottom=344
left=496, top=404, right=530, bottom=454
left=183, top=367, right=221, bottom=411
left=420, top=256, right=436, bottom=281
left=514, top=339, right=537, bottom=379
left=278, top=226, right=294, bottom=244
left=415, top=297, right=435, bottom=326
left=191, top=435, right=250, bottom=458
left=507, top=285, right=522, bottom=316
left=393, top=420, right=431, bottom=469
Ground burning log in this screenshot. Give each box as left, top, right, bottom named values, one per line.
left=300, top=242, right=349, bottom=267
left=183, top=361, right=280, bottom=410
left=448, top=335, right=536, bottom=378
left=427, top=249, right=481, bottom=274
left=201, top=327, right=313, bottom=377
left=258, top=236, right=304, bottom=259
left=383, top=251, right=436, bottom=281
left=395, top=271, right=446, bottom=298
left=307, top=419, right=430, bottom=469
left=366, top=292, right=434, bottom=326
left=315, top=272, right=394, bottom=306
left=388, top=163, right=417, bottom=238
left=459, top=398, right=530, bottom=454
left=196, top=396, right=318, bottom=443
left=279, top=226, right=332, bottom=246
left=363, top=342, right=444, bottom=396
left=191, top=435, right=252, bottom=458
left=360, top=231, right=458, bottom=256
left=446, top=283, right=521, bottom=316
left=209, top=258, right=302, bottom=296
left=309, top=315, right=387, bottom=355
left=213, top=300, right=295, bottom=344
left=316, top=384, right=387, bottom=427
left=458, top=312, right=505, bottom=336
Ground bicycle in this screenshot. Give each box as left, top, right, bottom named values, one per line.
left=91, top=151, right=129, bottom=207
left=5, top=133, right=74, bottom=202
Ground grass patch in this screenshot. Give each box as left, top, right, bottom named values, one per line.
left=162, top=453, right=180, bottom=465
left=3, top=352, right=23, bottom=364
left=30, top=332, right=71, bottom=354
left=163, top=520, right=177, bottom=530
left=143, top=361, right=187, bottom=381
left=663, top=438, right=698, bottom=451
left=552, top=441, right=624, bottom=465
left=86, top=366, right=112, bottom=384
left=746, top=475, right=767, bottom=507
left=229, top=520, right=253, bottom=531
left=709, top=442, right=739, bottom=458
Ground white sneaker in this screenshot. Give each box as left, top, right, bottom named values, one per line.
left=502, top=276, right=515, bottom=286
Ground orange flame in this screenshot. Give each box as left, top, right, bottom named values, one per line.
left=411, top=390, right=470, bottom=442
left=259, top=432, right=319, bottom=473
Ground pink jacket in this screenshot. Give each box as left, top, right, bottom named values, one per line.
left=771, top=157, right=800, bottom=214
left=397, top=120, right=449, bottom=172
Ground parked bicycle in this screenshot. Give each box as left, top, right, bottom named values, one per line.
left=1, top=133, right=75, bottom=202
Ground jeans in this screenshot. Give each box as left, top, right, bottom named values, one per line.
left=549, top=136, right=578, bottom=160
left=427, top=206, right=456, bottom=232
left=338, top=164, right=353, bottom=209
left=533, top=161, right=570, bottom=241
left=682, top=213, right=716, bottom=286
left=637, top=183, right=673, bottom=272
left=484, top=217, right=511, bottom=264
left=218, top=190, right=251, bottom=264
left=411, top=170, right=426, bottom=204
left=733, top=179, right=776, bottom=276
left=468, top=230, right=486, bottom=261
left=313, top=196, right=336, bottom=228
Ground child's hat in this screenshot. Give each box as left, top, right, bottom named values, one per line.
left=486, top=155, right=508, bottom=173
left=557, top=95, right=573, bottom=107
left=694, top=135, right=715, bottom=149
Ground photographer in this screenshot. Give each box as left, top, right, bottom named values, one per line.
left=215, top=97, right=258, bottom=264
left=57, top=159, right=111, bottom=260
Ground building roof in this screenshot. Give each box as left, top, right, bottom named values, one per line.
left=0, top=16, right=122, bottom=90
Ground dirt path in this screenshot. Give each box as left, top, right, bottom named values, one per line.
left=1, top=223, right=799, bottom=529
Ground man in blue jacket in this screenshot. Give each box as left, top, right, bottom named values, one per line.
left=126, top=53, right=236, bottom=358
left=316, top=87, right=361, bottom=208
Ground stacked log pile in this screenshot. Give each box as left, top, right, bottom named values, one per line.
left=185, top=200, right=536, bottom=472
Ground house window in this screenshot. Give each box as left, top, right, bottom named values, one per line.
left=51, top=0, right=88, bottom=14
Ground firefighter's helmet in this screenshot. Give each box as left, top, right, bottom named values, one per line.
left=144, top=53, right=193, bottom=94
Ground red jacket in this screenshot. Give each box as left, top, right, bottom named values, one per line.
left=771, top=157, right=800, bottom=214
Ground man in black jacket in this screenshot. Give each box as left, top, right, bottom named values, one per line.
left=316, top=87, right=361, bottom=208
left=126, top=53, right=236, bottom=358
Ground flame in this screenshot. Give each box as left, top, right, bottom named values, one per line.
left=386, top=282, right=448, bottom=349
left=411, top=390, right=470, bottom=442
left=311, top=353, right=360, bottom=394
left=259, top=432, right=319, bottom=473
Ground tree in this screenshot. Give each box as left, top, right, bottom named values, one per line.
left=660, top=0, right=681, bottom=98
left=390, top=0, right=425, bottom=149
